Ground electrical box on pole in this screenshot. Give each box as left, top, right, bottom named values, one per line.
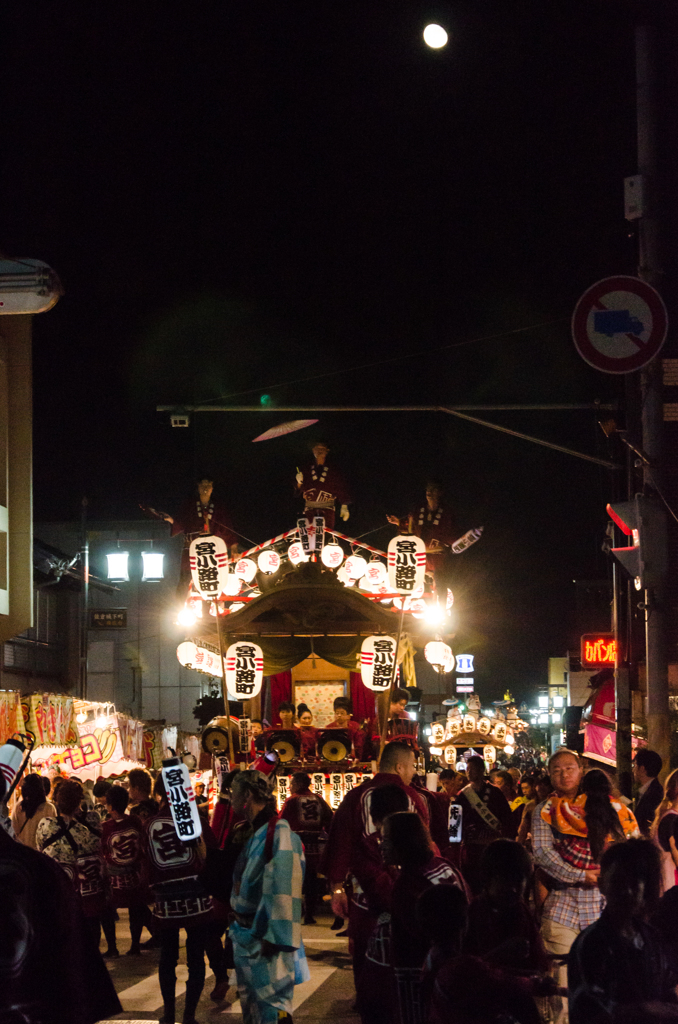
left=606, top=496, right=667, bottom=591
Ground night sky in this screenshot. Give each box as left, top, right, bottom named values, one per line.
left=0, top=1, right=661, bottom=703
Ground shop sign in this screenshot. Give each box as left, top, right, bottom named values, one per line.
left=89, top=608, right=127, bottom=629
left=581, top=633, right=616, bottom=666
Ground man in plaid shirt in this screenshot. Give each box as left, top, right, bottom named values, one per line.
left=532, top=749, right=603, bottom=1024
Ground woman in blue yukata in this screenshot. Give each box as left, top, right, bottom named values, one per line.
left=229, top=769, right=310, bottom=1024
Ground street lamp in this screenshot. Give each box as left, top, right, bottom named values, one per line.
left=423, top=24, right=448, bottom=49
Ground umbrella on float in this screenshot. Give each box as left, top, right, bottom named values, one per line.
left=252, top=418, right=319, bottom=442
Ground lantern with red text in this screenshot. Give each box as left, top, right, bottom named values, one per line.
left=234, top=558, right=257, bottom=583
left=287, top=542, right=308, bottom=565
left=257, top=550, right=280, bottom=575
left=225, top=641, right=264, bottom=699
left=345, top=555, right=367, bottom=580
left=387, top=535, right=427, bottom=595
left=364, top=561, right=387, bottom=588
left=189, top=535, right=229, bottom=600
left=321, top=544, right=344, bottom=569
left=360, top=635, right=397, bottom=692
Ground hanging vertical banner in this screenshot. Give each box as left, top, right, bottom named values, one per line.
left=387, top=535, right=427, bottom=595
left=225, top=642, right=264, bottom=699
left=161, top=760, right=202, bottom=842
left=313, top=516, right=325, bottom=552
left=189, top=535, right=229, bottom=600
left=277, top=774, right=290, bottom=811
left=329, top=771, right=344, bottom=810
left=312, top=772, right=325, bottom=796
left=360, top=635, right=397, bottom=692
left=297, top=518, right=313, bottom=554
left=448, top=803, right=463, bottom=843
left=239, top=717, right=251, bottom=755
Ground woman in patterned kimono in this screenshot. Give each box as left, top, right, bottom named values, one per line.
left=229, top=769, right=310, bottom=1024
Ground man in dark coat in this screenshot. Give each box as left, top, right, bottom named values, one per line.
left=633, top=748, right=664, bottom=837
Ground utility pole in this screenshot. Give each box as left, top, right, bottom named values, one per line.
left=635, top=23, right=670, bottom=764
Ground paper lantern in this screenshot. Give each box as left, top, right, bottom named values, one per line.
left=483, top=745, right=496, bottom=763
left=410, top=598, right=427, bottom=619
left=344, top=555, right=367, bottom=580
left=189, top=535, right=229, bottom=600
left=257, top=550, right=280, bottom=575
left=177, top=641, right=223, bottom=678
left=161, top=760, right=202, bottom=842
left=492, top=721, right=507, bottom=743
left=360, top=634, right=397, bottom=692
left=444, top=746, right=456, bottom=765
left=387, top=535, right=427, bottom=595
left=287, top=542, right=308, bottom=565
left=477, top=716, right=491, bottom=736
left=225, top=641, right=264, bottom=699
left=425, top=641, right=453, bottom=673
left=462, top=714, right=475, bottom=733
left=321, top=543, right=344, bottom=569
left=234, top=558, right=257, bottom=582
left=364, top=561, right=387, bottom=587
left=177, top=641, right=198, bottom=667
left=222, top=574, right=242, bottom=596
left=430, top=722, right=445, bottom=745
left=337, top=566, right=354, bottom=586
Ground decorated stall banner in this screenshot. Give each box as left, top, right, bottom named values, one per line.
left=277, top=774, right=290, bottom=810
left=162, top=761, right=202, bottom=842
left=225, top=641, right=264, bottom=699
left=239, top=717, right=251, bottom=755
left=360, top=635, right=396, bottom=692
left=20, top=693, right=79, bottom=747
left=0, top=691, right=26, bottom=746
left=387, top=535, right=427, bottom=594
left=189, top=534, right=229, bottom=600
left=448, top=803, right=463, bottom=843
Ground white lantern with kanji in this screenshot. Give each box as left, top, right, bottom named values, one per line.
left=425, top=641, right=453, bottom=674
left=189, top=535, right=229, bottom=600
left=234, top=558, right=257, bottom=582
left=321, top=544, right=344, bottom=569
left=223, top=574, right=242, bottom=596
left=360, top=634, right=396, bottom=692
left=364, top=561, right=387, bottom=587
left=387, top=535, right=427, bottom=595
left=225, top=641, right=264, bottom=699
left=337, top=565, right=354, bottom=586
left=344, top=555, right=367, bottom=580
left=287, top=542, right=308, bottom=565
left=257, top=550, right=280, bottom=575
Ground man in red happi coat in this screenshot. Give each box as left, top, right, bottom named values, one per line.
left=320, top=741, right=429, bottom=1016
left=325, top=696, right=367, bottom=760
left=163, top=476, right=239, bottom=593
left=295, top=441, right=350, bottom=530
left=387, top=480, right=457, bottom=592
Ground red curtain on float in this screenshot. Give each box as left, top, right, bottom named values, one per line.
left=350, top=671, right=375, bottom=722
left=269, top=672, right=292, bottom=725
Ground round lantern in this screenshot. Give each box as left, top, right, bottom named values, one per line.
left=234, top=558, right=257, bottom=582
left=430, top=722, right=445, bottom=745
left=425, top=641, right=453, bottom=674
left=287, top=542, right=308, bottom=565
left=444, top=746, right=456, bottom=765
left=258, top=550, right=281, bottom=574
left=177, top=641, right=198, bottom=668
left=477, top=716, right=491, bottom=736
left=223, top=574, right=242, bottom=596
left=364, top=561, right=387, bottom=587
left=337, top=565, right=354, bottom=586
left=321, top=543, right=344, bottom=569
left=344, top=555, right=367, bottom=580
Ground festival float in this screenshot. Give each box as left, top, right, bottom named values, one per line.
left=175, top=516, right=483, bottom=807
left=427, top=692, right=529, bottom=772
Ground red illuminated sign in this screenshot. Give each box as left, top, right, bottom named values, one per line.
left=581, top=633, right=617, bottom=666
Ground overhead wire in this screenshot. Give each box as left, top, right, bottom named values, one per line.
left=196, top=316, right=570, bottom=408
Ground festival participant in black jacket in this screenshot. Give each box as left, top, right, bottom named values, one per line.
left=633, top=748, right=664, bottom=837
left=456, top=755, right=513, bottom=895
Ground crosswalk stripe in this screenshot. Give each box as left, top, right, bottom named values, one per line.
left=115, top=964, right=214, bottom=1012
left=220, top=963, right=336, bottom=1015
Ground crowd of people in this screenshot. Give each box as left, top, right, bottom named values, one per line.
left=3, top=741, right=678, bottom=1024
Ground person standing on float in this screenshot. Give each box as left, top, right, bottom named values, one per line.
left=162, top=475, right=239, bottom=595
left=387, top=480, right=457, bottom=594
left=296, top=442, right=350, bottom=530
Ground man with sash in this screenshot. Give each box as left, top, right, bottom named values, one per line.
left=295, top=441, right=350, bottom=531
left=456, top=755, right=513, bottom=894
